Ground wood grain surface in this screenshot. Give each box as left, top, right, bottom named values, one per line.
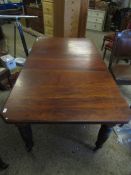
left=2, top=38, right=130, bottom=123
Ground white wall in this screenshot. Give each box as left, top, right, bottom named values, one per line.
left=112, top=0, right=130, bottom=8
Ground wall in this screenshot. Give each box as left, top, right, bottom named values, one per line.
left=112, top=0, right=130, bottom=8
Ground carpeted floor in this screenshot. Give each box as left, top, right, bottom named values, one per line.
left=0, top=23, right=130, bottom=175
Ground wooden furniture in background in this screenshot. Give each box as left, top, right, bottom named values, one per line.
left=89, top=0, right=95, bottom=9
left=87, top=9, right=106, bottom=31
left=42, top=0, right=54, bottom=36
left=2, top=38, right=130, bottom=151
left=42, top=0, right=88, bottom=37
left=24, top=6, right=44, bottom=34
left=78, top=0, right=89, bottom=37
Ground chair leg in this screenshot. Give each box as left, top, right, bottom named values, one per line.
left=16, top=124, right=34, bottom=152
left=108, top=55, right=113, bottom=70
left=101, top=39, right=105, bottom=51
left=103, top=48, right=107, bottom=60
left=93, top=124, right=115, bottom=151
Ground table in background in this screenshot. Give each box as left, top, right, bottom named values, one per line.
left=2, top=38, right=130, bottom=151
left=0, top=15, right=38, bottom=58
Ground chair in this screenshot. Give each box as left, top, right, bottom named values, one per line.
left=101, top=32, right=115, bottom=51
left=108, top=29, right=131, bottom=85
left=102, top=18, right=131, bottom=58
left=103, top=20, right=131, bottom=60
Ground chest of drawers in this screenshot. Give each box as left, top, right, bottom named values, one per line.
left=42, top=0, right=88, bottom=37
left=87, top=9, right=106, bottom=31
left=42, top=0, right=54, bottom=36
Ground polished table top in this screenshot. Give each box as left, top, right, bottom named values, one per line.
left=2, top=38, right=130, bottom=123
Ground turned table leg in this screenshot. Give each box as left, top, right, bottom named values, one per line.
left=94, top=124, right=115, bottom=151
left=16, top=124, right=33, bottom=152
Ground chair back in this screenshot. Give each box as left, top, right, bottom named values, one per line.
left=109, top=29, right=131, bottom=68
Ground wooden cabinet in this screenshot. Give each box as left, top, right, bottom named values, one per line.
left=42, top=0, right=88, bottom=37
left=25, top=6, right=44, bottom=34
left=23, top=0, right=88, bottom=36
left=43, top=1, right=54, bottom=14
left=42, top=0, right=54, bottom=36
left=87, top=9, right=106, bottom=31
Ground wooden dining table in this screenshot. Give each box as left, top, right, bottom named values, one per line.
left=1, top=38, right=130, bottom=151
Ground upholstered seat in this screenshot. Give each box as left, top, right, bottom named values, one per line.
left=108, top=29, right=131, bottom=85
left=102, top=20, right=131, bottom=59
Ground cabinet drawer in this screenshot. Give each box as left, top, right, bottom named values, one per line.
left=88, top=10, right=105, bottom=19
left=43, top=1, right=54, bottom=15
left=44, top=14, right=54, bottom=27
left=87, top=16, right=103, bottom=24
left=87, top=22, right=103, bottom=31
left=45, top=26, right=53, bottom=36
